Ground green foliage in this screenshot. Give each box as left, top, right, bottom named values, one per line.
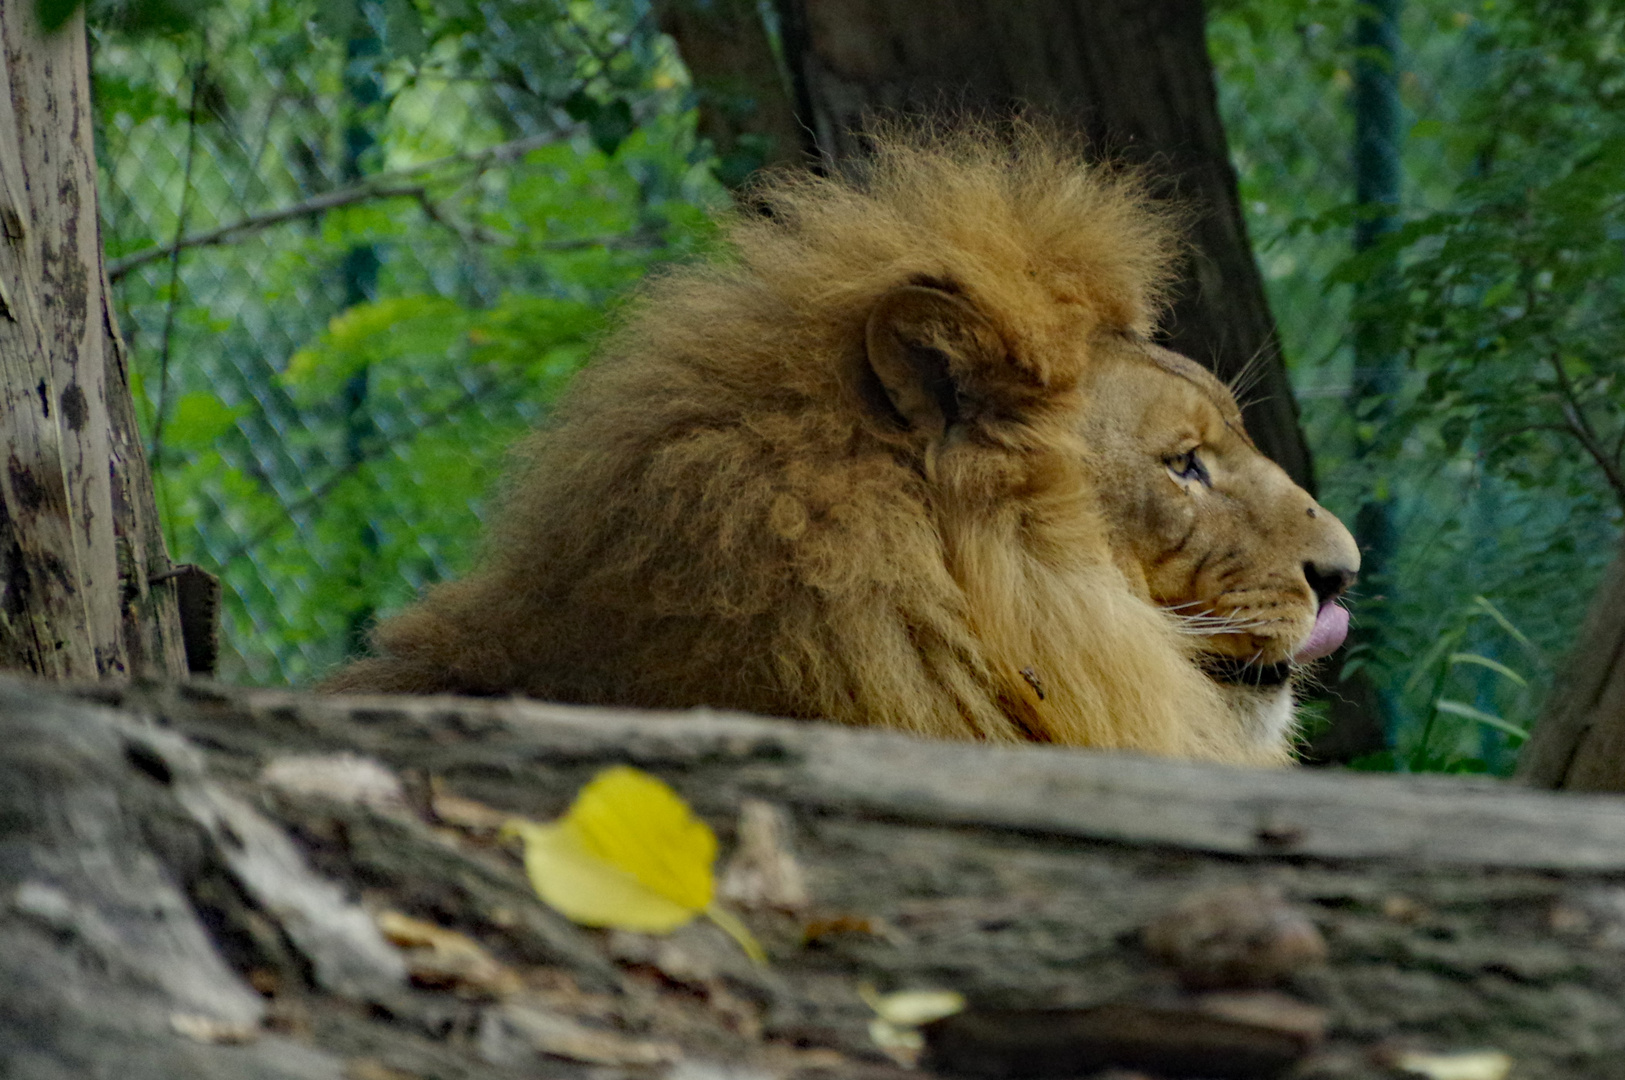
left=1350, top=16, right=1625, bottom=501
left=95, top=0, right=725, bottom=682
left=1211, top=0, right=1625, bottom=772
left=37, top=0, right=85, bottom=32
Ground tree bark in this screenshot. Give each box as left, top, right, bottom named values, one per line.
left=9, top=675, right=1625, bottom=1079
left=0, top=6, right=186, bottom=679
left=653, top=0, right=807, bottom=187
left=1516, top=540, right=1625, bottom=792
left=773, top=0, right=1315, bottom=493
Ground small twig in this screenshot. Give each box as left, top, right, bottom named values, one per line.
left=1547, top=350, right=1625, bottom=512
left=108, top=128, right=582, bottom=281
left=112, top=182, right=426, bottom=281
left=407, top=189, right=513, bottom=248
left=1519, top=267, right=1625, bottom=513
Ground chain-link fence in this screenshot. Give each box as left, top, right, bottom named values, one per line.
left=95, top=0, right=720, bottom=684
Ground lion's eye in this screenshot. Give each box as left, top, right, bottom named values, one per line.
left=1165, top=448, right=1211, bottom=487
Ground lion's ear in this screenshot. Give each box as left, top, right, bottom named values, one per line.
left=862, top=285, right=1006, bottom=439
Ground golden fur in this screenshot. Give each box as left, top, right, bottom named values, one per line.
left=326, top=123, right=1359, bottom=765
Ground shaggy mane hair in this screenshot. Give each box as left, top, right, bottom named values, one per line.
left=329, top=121, right=1269, bottom=763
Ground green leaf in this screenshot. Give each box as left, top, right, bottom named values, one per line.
left=312, top=0, right=357, bottom=41
left=165, top=393, right=246, bottom=452
left=88, top=0, right=210, bottom=34
left=564, top=91, right=636, bottom=156
left=36, top=0, right=83, bottom=32
left=380, top=0, right=426, bottom=60
left=284, top=296, right=465, bottom=392
left=1445, top=652, right=1528, bottom=687
left=1470, top=595, right=1537, bottom=655
left=1432, top=699, right=1530, bottom=742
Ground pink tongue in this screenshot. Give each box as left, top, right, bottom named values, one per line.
left=1295, top=602, right=1349, bottom=662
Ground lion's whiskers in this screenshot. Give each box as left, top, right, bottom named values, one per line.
left=1165, top=610, right=1276, bottom=636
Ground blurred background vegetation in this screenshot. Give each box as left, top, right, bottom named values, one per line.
left=86, top=0, right=1625, bottom=774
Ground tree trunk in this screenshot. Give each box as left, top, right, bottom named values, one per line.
left=653, top=0, right=806, bottom=188
left=0, top=6, right=186, bottom=679
left=772, top=0, right=1315, bottom=493
left=1516, top=540, right=1625, bottom=792
left=9, top=675, right=1625, bottom=1079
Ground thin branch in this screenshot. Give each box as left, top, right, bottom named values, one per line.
left=151, top=48, right=206, bottom=553
left=1546, top=350, right=1625, bottom=512
left=107, top=128, right=580, bottom=282
left=111, top=182, right=425, bottom=281
left=1517, top=267, right=1625, bottom=512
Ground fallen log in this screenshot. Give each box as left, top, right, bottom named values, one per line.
left=3, top=675, right=1624, bottom=1079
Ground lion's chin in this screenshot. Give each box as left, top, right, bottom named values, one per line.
left=1200, top=653, right=1293, bottom=688
left=1215, top=681, right=1298, bottom=752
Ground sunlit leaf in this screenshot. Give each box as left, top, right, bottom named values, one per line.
left=859, top=984, right=964, bottom=1068
left=165, top=392, right=246, bottom=452
left=858, top=984, right=966, bottom=1027
left=504, top=767, right=764, bottom=962
left=1432, top=699, right=1529, bottom=742
left=1470, top=596, right=1541, bottom=661
left=1391, top=1048, right=1512, bottom=1080
left=505, top=768, right=709, bottom=931
left=1445, top=652, right=1527, bottom=687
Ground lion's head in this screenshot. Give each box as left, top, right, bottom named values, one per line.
left=1080, top=337, right=1359, bottom=748
left=326, top=122, right=1358, bottom=765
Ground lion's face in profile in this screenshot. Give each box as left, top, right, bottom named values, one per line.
left=328, top=124, right=1359, bottom=765
left=1081, top=337, right=1359, bottom=742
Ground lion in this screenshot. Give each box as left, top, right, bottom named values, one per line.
left=325, top=122, right=1360, bottom=765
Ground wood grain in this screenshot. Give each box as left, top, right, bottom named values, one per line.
left=10, top=676, right=1625, bottom=1079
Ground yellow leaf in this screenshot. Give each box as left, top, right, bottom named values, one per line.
left=506, top=766, right=716, bottom=933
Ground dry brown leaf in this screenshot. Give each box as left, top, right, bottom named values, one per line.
left=718, top=799, right=810, bottom=912
left=260, top=754, right=405, bottom=811
left=496, top=1000, right=679, bottom=1066
left=1195, top=990, right=1329, bottom=1043
left=429, top=784, right=511, bottom=831
left=343, top=1061, right=422, bottom=1080
left=169, top=1012, right=261, bottom=1045
left=800, top=913, right=895, bottom=944
left=374, top=910, right=521, bottom=998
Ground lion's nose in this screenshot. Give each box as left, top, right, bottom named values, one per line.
left=1304, top=561, right=1356, bottom=605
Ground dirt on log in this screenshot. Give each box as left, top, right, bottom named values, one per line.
left=4, top=676, right=1625, bottom=1079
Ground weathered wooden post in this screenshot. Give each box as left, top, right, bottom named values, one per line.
left=0, top=0, right=187, bottom=679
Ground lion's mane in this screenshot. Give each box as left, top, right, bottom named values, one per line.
left=328, top=123, right=1275, bottom=763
